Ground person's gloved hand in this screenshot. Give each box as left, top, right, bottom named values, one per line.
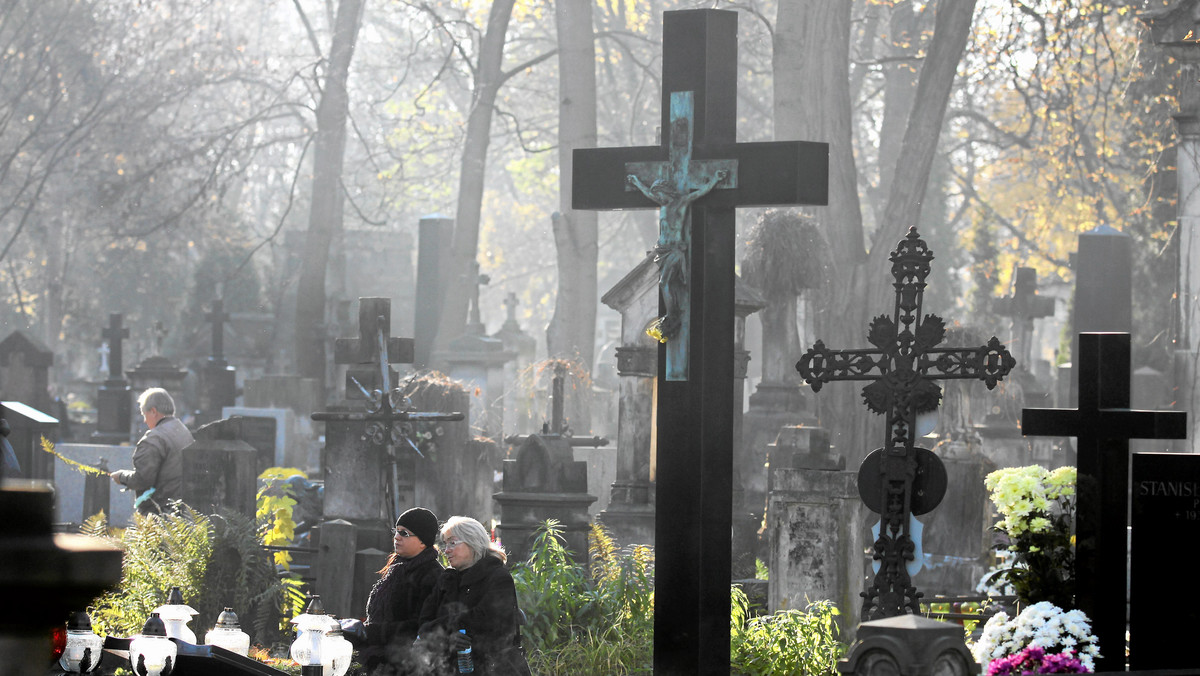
left=338, top=618, right=367, bottom=648
left=449, top=631, right=472, bottom=651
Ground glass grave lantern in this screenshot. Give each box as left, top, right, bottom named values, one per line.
left=204, top=607, right=251, bottom=656
left=290, top=596, right=335, bottom=674
left=59, top=611, right=104, bottom=673
left=128, top=612, right=177, bottom=676
left=152, top=586, right=198, bottom=643
left=324, top=622, right=354, bottom=676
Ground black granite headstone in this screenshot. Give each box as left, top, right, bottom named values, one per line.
left=1130, top=452, right=1200, bottom=671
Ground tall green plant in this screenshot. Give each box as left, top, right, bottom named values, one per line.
left=511, top=520, right=653, bottom=675
left=86, top=505, right=214, bottom=638
left=729, top=586, right=846, bottom=676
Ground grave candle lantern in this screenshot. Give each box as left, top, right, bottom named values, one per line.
left=290, top=596, right=334, bottom=675
left=128, top=613, right=177, bottom=676
left=324, top=624, right=354, bottom=676
left=153, top=586, right=198, bottom=643
left=59, top=612, right=103, bottom=673
left=204, top=607, right=250, bottom=656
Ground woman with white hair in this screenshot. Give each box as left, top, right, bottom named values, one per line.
left=415, top=516, right=529, bottom=676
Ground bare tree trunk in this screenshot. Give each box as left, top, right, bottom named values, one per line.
left=546, top=0, right=598, bottom=376
left=293, top=0, right=366, bottom=392
left=430, top=0, right=517, bottom=357
left=775, top=0, right=977, bottom=465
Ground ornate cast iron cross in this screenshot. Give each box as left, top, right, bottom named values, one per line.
left=796, top=227, right=1016, bottom=619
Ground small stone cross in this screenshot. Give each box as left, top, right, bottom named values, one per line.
left=100, top=313, right=129, bottom=378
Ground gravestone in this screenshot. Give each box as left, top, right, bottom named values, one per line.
left=413, top=214, right=453, bottom=370
left=183, top=420, right=258, bottom=518
left=52, top=443, right=135, bottom=527
left=433, top=261, right=515, bottom=439
left=221, top=406, right=299, bottom=469
left=1129, top=451, right=1200, bottom=671
left=598, top=254, right=659, bottom=547
left=496, top=366, right=602, bottom=564
left=93, top=313, right=134, bottom=445
left=492, top=292, right=539, bottom=438
left=767, top=425, right=870, bottom=636
left=242, top=375, right=321, bottom=470
left=1023, top=332, right=1188, bottom=672
left=1, top=400, right=59, bottom=481
left=797, top=228, right=1016, bottom=619
left=573, top=12, right=828, bottom=670
left=197, top=298, right=238, bottom=426
left=126, top=332, right=189, bottom=439
left=0, top=330, right=53, bottom=414
left=994, top=267, right=1056, bottom=372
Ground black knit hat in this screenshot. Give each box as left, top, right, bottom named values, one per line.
left=396, top=507, right=438, bottom=547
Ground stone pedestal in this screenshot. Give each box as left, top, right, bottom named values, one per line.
left=0, top=330, right=53, bottom=414
left=598, top=345, right=656, bottom=547
left=768, top=465, right=867, bottom=637
left=836, top=615, right=978, bottom=676
left=495, top=433, right=598, bottom=565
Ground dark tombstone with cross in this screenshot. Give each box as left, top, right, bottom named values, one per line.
left=93, top=313, right=134, bottom=445
left=797, top=227, right=1016, bottom=620
left=1022, top=332, right=1187, bottom=672
left=573, top=9, right=827, bottom=673
left=310, top=297, right=463, bottom=617
left=496, top=364, right=605, bottom=565
left=198, top=298, right=238, bottom=426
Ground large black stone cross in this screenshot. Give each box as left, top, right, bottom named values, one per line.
left=100, top=313, right=129, bottom=381
left=572, top=9, right=827, bottom=674
left=1022, top=332, right=1186, bottom=672
left=797, top=227, right=1016, bottom=620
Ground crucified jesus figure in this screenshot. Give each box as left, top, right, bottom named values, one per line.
left=627, top=168, right=729, bottom=341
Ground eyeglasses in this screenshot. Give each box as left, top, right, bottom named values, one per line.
left=442, top=539, right=463, bottom=550
left=392, top=528, right=415, bottom=539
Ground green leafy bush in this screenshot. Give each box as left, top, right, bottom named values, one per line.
left=82, top=504, right=304, bottom=646
left=730, top=586, right=847, bottom=676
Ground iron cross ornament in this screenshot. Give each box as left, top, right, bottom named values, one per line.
left=796, top=227, right=1016, bottom=619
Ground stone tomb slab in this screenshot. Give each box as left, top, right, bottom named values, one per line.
left=53, top=443, right=134, bottom=527
left=1130, top=452, right=1200, bottom=671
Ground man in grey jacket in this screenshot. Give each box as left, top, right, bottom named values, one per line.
left=110, top=388, right=194, bottom=515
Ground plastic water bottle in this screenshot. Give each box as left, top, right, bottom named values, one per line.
left=456, top=629, right=474, bottom=673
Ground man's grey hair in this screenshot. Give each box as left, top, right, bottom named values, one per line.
left=137, top=388, right=175, bottom=416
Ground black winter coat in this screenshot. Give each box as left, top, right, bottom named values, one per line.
left=416, top=555, right=530, bottom=676
left=362, top=546, right=443, bottom=673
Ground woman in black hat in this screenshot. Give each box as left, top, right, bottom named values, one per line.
left=358, top=507, right=443, bottom=674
